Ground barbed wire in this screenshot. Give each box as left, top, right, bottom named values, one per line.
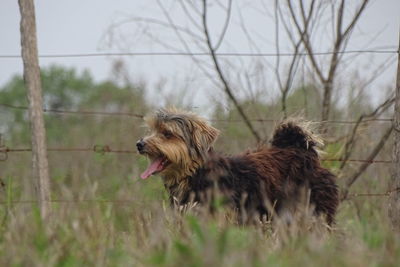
left=0, top=50, right=397, bottom=59
left=322, top=158, right=391, bottom=164
left=0, top=144, right=392, bottom=164
left=0, top=103, right=143, bottom=118
left=0, top=199, right=138, bottom=205
left=1, top=188, right=399, bottom=205
left=213, top=118, right=393, bottom=124
left=0, top=145, right=135, bottom=159
left=344, top=188, right=400, bottom=199
left=0, top=103, right=392, bottom=124
left=348, top=192, right=391, bottom=197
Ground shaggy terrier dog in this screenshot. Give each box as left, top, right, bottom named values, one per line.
left=137, top=108, right=339, bottom=225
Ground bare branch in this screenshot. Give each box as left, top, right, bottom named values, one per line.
left=341, top=0, right=369, bottom=40
left=341, top=125, right=393, bottom=201
left=286, top=0, right=325, bottom=83
left=213, top=0, right=232, bottom=51
left=274, top=0, right=283, bottom=92
left=339, top=96, right=395, bottom=171
left=109, top=16, right=205, bottom=43
left=336, top=0, right=345, bottom=39
left=236, top=1, right=274, bottom=72
left=285, top=0, right=370, bottom=126
left=388, top=28, right=400, bottom=231
left=322, top=0, right=370, bottom=123
left=178, top=0, right=203, bottom=32
left=155, top=0, right=222, bottom=89
left=277, top=0, right=316, bottom=118
left=201, top=0, right=261, bottom=142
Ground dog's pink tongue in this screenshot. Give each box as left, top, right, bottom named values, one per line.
left=140, top=158, right=164, bottom=179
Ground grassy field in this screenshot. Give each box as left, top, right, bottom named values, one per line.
left=0, top=72, right=397, bottom=266
left=0, top=141, right=399, bottom=266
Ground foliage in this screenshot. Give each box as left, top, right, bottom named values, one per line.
left=0, top=65, right=149, bottom=146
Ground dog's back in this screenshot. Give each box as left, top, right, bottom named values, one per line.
left=178, top=120, right=339, bottom=225
left=268, top=120, right=339, bottom=224
left=271, top=120, right=323, bottom=152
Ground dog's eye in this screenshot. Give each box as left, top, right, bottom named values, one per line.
left=163, top=131, right=173, bottom=139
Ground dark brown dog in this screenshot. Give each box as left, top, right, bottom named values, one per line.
left=137, top=108, right=339, bottom=225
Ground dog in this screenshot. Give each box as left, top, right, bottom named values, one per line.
left=137, top=108, right=339, bottom=225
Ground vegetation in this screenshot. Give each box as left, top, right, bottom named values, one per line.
left=0, top=66, right=397, bottom=266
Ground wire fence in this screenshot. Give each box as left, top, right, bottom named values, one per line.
left=0, top=103, right=144, bottom=118
left=0, top=48, right=397, bottom=202
left=0, top=145, right=392, bottom=164
left=0, top=103, right=393, bottom=124
left=1, top=188, right=399, bottom=206
left=0, top=49, right=397, bottom=59
left=0, top=100, right=393, bottom=165
left=0, top=199, right=139, bottom=205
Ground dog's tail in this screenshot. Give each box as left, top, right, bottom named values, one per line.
left=271, top=120, right=323, bottom=153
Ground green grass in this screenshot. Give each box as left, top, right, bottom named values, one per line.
left=1, top=164, right=399, bottom=267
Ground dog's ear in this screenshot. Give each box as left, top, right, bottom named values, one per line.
left=192, top=120, right=220, bottom=159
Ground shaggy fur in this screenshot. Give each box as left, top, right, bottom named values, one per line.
left=137, top=108, right=339, bottom=225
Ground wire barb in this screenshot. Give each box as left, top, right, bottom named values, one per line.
left=0, top=134, right=8, bottom=161
left=93, top=145, right=111, bottom=154
left=347, top=187, right=400, bottom=198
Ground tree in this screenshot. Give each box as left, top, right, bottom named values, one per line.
left=19, top=0, right=51, bottom=219
left=388, top=34, right=400, bottom=232
left=104, top=0, right=395, bottom=197
left=0, top=65, right=149, bottom=144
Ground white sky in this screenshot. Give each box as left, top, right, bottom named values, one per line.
left=0, top=0, right=399, bottom=110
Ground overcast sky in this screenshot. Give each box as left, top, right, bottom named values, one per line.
left=1, top=0, right=399, bottom=109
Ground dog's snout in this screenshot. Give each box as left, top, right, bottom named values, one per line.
left=136, top=139, right=146, bottom=152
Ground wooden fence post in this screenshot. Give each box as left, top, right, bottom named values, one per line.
left=18, top=0, right=51, bottom=219
left=389, top=29, right=400, bottom=232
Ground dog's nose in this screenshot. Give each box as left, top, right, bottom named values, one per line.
left=136, top=139, right=145, bottom=152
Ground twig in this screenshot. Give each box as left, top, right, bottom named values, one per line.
left=339, top=96, right=395, bottom=171
left=341, top=126, right=394, bottom=200
left=201, top=0, right=261, bottom=142
left=213, top=0, right=232, bottom=51
left=388, top=27, right=400, bottom=230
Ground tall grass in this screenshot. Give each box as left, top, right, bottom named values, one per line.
left=1, top=157, right=399, bottom=266
left=0, top=120, right=397, bottom=266
left=0, top=71, right=397, bottom=266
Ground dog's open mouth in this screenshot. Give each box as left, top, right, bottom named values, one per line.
left=140, top=156, right=170, bottom=179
